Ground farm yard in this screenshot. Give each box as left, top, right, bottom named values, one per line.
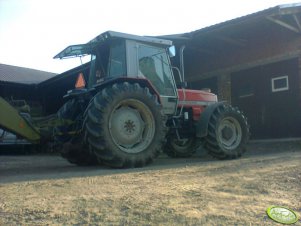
left=0, top=141, right=300, bottom=225
left=1, top=3, right=301, bottom=225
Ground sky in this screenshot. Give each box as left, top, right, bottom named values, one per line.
left=0, top=0, right=298, bottom=73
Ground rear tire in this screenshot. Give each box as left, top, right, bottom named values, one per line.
left=55, top=99, right=97, bottom=166
left=84, top=82, right=166, bottom=168
left=205, top=104, right=249, bottom=159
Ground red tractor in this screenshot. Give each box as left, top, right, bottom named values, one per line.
left=0, top=31, right=249, bottom=168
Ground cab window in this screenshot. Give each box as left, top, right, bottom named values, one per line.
left=108, top=41, right=126, bottom=77
left=138, top=44, right=175, bottom=96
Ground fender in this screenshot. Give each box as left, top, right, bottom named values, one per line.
left=195, top=102, right=225, bottom=138
left=91, top=77, right=161, bottom=103
left=63, top=77, right=161, bottom=102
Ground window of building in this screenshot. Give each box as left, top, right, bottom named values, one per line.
left=271, top=76, right=289, bottom=92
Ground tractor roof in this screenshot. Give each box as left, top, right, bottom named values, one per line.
left=54, top=31, right=172, bottom=59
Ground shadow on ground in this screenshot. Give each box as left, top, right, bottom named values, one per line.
left=0, top=140, right=300, bottom=184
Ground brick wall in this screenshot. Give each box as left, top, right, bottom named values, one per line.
left=217, top=73, right=231, bottom=103
left=298, top=55, right=301, bottom=99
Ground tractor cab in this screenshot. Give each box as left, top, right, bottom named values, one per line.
left=54, top=31, right=179, bottom=115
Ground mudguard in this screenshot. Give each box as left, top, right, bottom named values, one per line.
left=92, top=77, right=161, bottom=101
left=195, top=102, right=225, bottom=138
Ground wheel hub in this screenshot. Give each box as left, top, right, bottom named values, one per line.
left=110, top=107, right=145, bottom=149
left=221, top=125, right=234, bottom=141
left=218, top=117, right=242, bottom=150
left=124, top=120, right=136, bottom=134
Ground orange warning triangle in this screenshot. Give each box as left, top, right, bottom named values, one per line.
left=75, top=73, right=86, bottom=89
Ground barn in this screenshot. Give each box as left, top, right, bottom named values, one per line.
left=166, top=3, right=301, bottom=139
left=0, top=63, right=56, bottom=145
left=0, top=63, right=56, bottom=104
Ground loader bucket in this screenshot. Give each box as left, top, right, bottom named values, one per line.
left=0, top=97, right=41, bottom=143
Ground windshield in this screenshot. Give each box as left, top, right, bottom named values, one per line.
left=87, top=42, right=110, bottom=87
left=138, top=44, right=176, bottom=96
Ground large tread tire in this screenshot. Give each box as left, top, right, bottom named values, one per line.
left=164, top=136, right=197, bottom=158
left=84, top=82, right=166, bottom=168
left=55, top=99, right=79, bottom=143
left=55, top=99, right=97, bottom=166
left=205, top=104, right=249, bottom=159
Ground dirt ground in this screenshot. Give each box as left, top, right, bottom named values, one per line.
left=0, top=141, right=300, bottom=225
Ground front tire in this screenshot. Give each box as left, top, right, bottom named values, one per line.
left=84, top=82, right=166, bottom=168
left=205, top=104, right=249, bottom=159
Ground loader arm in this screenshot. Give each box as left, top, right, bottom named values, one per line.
left=0, top=97, right=41, bottom=143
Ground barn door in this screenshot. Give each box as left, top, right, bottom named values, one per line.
left=231, top=58, right=301, bottom=139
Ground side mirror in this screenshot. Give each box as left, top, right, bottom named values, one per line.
left=168, top=46, right=176, bottom=57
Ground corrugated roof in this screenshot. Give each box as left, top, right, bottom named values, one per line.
left=158, top=3, right=301, bottom=41
left=0, top=63, right=57, bottom=85
left=191, top=3, right=301, bottom=36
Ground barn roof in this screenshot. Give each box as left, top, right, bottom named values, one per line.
left=193, top=3, right=301, bottom=36
left=0, top=63, right=56, bottom=85
left=159, top=3, right=301, bottom=42
left=158, top=3, right=301, bottom=79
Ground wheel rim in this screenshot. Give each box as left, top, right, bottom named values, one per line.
left=109, top=99, right=155, bottom=154
left=217, top=116, right=242, bottom=150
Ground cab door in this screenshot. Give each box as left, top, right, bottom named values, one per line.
left=126, top=40, right=178, bottom=115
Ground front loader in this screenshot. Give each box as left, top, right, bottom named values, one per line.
left=0, top=31, right=249, bottom=168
